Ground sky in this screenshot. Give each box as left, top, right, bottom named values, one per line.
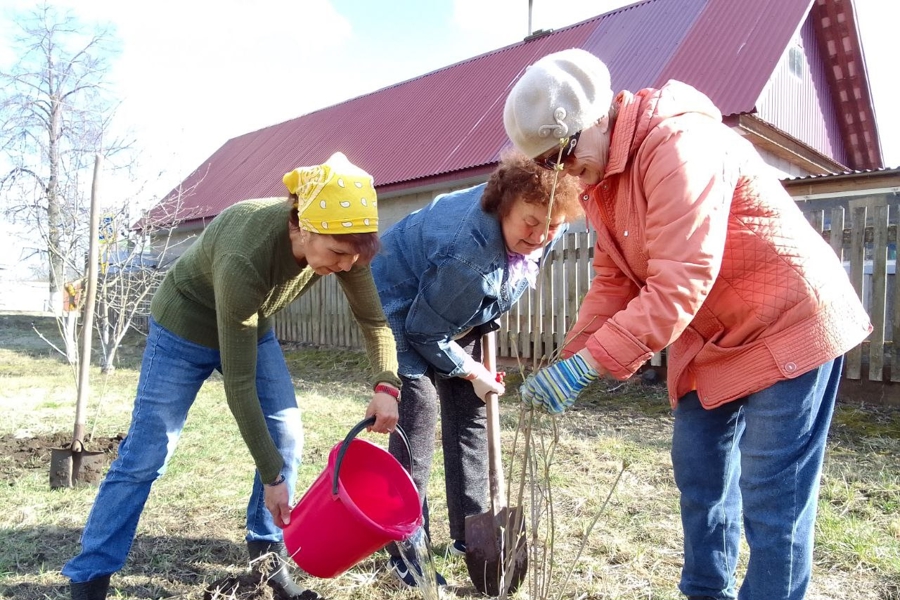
left=0, top=0, right=897, bottom=276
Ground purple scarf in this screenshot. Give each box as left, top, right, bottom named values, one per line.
left=508, top=251, right=540, bottom=289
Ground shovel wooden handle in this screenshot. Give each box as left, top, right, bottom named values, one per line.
left=482, top=330, right=506, bottom=515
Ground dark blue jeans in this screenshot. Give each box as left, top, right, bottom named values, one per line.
left=63, top=318, right=303, bottom=583
left=672, top=357, right=842, bottom=600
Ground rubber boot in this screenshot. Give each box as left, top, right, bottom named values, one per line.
left=70, top=575, right=111, bottom=600
left=247, top=541, right=322, bottom=600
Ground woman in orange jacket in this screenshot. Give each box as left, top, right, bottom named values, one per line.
left=503, top=49, right=871, bottom=600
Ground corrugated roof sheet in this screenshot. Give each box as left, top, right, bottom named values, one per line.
left=160, top=0, right=825, bottom=223
left=661, top=0, right=814, bottom=107
left=782, top=166, right=900, bottom=181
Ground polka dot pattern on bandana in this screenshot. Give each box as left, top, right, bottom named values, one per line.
left=283, top=152, right=379, bottom=234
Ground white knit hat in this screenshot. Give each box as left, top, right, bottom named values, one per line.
left=504, top=49, right=613, bottom=158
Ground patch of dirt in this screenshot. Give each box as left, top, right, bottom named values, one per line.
left=0, top=431, right=124, bottom=481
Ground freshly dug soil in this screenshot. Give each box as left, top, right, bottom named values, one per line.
left=0, top=431, right=123, bottom=481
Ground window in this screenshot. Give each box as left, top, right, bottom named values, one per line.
left=789, top=45, right=805, bottom=78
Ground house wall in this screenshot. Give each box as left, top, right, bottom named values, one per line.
left=0, top=280, right=51, bottom=313
left=377, top=137, right=827, bottom=231
left=151, top=228, right=202, bottom=267
left=378, top=185, right=464, bottom=232
left=754, top=147, right=815, bottom=178
left=756, top=19, right=850, bottom=167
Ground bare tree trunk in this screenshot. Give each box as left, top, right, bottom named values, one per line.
left=101, top=344, right=118, bottom=374
left=97, top=278, right=111, bottom=367
left=63, top=312, right=78, bottom=363
left=73, top=155, right=102, bottom=444
left=48, top=95, right=64, bottom=318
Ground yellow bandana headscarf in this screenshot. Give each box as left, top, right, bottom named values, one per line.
left=283, top=152, right=378, bottom=234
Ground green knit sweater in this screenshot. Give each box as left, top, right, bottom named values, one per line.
left=150, top=198, right=400, bottom=483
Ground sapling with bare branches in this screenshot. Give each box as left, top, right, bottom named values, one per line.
left=93, top=183, right=201, bottom=373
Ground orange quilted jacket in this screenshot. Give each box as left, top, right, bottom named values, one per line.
left=563, top=81, right=872, bottom=409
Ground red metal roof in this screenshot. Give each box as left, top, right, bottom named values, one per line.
left=160, top=0, right=875, bottom=225
left=783, top=166, right=900, bottom=181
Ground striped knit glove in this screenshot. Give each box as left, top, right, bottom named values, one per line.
left=520, top=354, right=599, bottom=414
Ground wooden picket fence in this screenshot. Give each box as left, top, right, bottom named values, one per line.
left=275, top=274, right=364, bottom=350
left=802, top=202, right=895, bottom=382
left=119, top=212, right=896, bottom=380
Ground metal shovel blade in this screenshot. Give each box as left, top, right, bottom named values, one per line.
left=464, top=505, right=527, bottom=596
left=49, top=447, right=105, bottom=489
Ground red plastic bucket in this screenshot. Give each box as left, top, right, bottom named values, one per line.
left=283, top=417, right=423, bottom=578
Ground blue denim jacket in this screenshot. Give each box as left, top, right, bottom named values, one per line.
left=372, top=183, right=564, bottom=378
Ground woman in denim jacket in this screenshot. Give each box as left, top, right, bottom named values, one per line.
left=371, top=150, right=582, bottom=586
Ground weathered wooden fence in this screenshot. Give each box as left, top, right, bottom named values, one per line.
left=273, top=195, right=897, bottom=383
left=496, top=231, right=597, bottom=364
left=801, top=199, right=897, bottom=382
left=276, top=274, right=364, bottom=350
left=272, top=232, right=598, bottom=364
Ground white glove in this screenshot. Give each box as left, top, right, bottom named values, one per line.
left=462, top=360, right=505, bottom=401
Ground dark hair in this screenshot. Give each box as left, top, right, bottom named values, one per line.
left=287, top=195, right=381, bottom=262
left=481, top=149, right=583, bottom=222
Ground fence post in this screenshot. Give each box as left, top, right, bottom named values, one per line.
left=830, top=207, right=845, bottom=261
left=845, top=206, right=867, bottom=380
left=870, top=205, right=888, bottom=381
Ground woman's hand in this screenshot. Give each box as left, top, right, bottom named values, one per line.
left=519, top=350, right=600, bottom=414
left=464, top=361, right=506, bottom=401
left=365, top=384, right=400, bottom=433
left=263, top=476, right=292, bottom=528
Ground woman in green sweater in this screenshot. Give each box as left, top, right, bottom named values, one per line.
left=63, top=152, right=402, bottom=600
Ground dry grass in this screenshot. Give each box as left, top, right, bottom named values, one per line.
left=0, top=314, right=897, bottom=599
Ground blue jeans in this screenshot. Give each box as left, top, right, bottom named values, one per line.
left=671, top=357, right=842, bottom=600
left=62, top=318, right=303, bottom=583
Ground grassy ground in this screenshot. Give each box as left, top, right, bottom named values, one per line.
left=0, top=313, right=897, bottom=599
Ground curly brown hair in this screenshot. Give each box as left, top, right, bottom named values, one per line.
left=481, top=148, right=583, bottom=223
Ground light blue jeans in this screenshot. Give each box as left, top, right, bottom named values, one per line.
left=672, top=357, right=842, bottom=600
left=62, top=318, right=303, bottom=583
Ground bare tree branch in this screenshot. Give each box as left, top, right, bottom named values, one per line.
left=94, top=180, right=203, bottom=372
left=0, top=2, right=130, bottom=364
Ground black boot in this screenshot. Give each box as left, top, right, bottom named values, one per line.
left=247, top=541, right=323, bottom=600
left=70, top=575, right=110, bottom=600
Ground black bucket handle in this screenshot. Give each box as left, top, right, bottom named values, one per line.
left=332, top=416, right=413, bottom=497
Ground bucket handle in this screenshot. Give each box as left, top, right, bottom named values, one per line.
left=332, top=416, right=413, bottom=496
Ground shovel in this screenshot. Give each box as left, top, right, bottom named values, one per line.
left=464, top=330, right=527, bottom=596
left=50, top=155, right=105, bottom=489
